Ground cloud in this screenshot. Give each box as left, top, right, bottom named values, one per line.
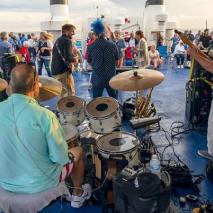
left=0, top=0, right=48, bottom=11
left=0, top=0, right=213, bottom=32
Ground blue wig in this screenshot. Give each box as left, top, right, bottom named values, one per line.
left=91, top=19, right=105, bottom=35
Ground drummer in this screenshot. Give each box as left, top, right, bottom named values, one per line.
left=0, top=64, right=91, bottom=208
left=87, top=19, right=119, bottom=98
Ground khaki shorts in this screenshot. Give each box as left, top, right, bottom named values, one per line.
left=54, top=72, right=75, bottom=97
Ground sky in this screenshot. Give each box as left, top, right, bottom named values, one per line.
left=0, top=0, right=212, bottom=32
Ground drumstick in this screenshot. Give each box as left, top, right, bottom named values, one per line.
left=175, top=30, right=209, bottom=60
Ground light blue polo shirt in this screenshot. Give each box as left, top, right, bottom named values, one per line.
left=0, top=94, right=69, bottom=194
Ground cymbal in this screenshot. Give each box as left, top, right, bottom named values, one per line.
left=0, top=78, right=8, bottom=91
left=38, top=76, right=62, bottom=102
left=109, top=69, right=165, bottom=91
left=6, top=76, right=62, bottom=102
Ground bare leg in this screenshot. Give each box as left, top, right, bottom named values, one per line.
left=69, top=147, right=85, bottom=196
left=154, top=59, right=158, bottom=69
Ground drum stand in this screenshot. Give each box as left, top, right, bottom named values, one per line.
left=92, top=152, right=129, bottom=213
left=135, top=88, right=155, bottom=119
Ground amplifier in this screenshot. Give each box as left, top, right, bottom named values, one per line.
left=185, top=78, right=212, bottom=129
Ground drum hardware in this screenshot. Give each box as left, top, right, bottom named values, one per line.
left=130, top=116, right=161, bottom=130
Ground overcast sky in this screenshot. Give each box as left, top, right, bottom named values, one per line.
left=0, top=0, right=212, bottom=32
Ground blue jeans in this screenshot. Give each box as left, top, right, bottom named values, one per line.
left=37, top=58, right=52, bottom=77
left=175, top=54, right=185, bottom=65
left=93, top=85, right=117, bottom=99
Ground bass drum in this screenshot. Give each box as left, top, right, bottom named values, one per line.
left=58, top=96, right=86, bottom=126
left=86, top=97, right=122, bottom=134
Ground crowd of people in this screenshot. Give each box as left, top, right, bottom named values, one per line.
left=84, top=28, right=163, bottom=70
left=170, top=29, right=213, bottom=68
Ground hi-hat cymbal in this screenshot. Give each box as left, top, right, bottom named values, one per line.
left=109, top=69, right=165, bottom=91
left=38, top=76, right=62, bottom=102
left=6, top=76, right=62, bottom=101
left=0, top=78, right=8, bottom=91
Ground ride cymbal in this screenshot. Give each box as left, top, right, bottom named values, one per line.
left=109, top=69, right=165, bottom=91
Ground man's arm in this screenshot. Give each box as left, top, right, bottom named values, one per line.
left=45, top=114, right=69, bottom=166
left=114, top=44, right=119, bottom=67
left=87, top=46, right=92, bottom=64
left=188, top=47, right=213, bottom=73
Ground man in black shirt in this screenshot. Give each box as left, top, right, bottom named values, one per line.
left=52, top=24, right=77, bottom=97
left=199, top=29, right=212, bottom=49
left=87, top=19, right=119, bottom=98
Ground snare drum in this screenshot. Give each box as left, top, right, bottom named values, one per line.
left=58, top=96, right=85, bottom=126
left=95, top=131, right=140, bottom=180
left=62, top=124, right=79, bottom=149
left=86, top=97, right=122, bottom=134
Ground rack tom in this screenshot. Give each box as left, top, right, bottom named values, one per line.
left=86, top=97, right=122, bottom=134
left=58, top=96, right=85, bottom=126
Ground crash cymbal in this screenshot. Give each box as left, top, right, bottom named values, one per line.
left=0, top=78, right=8, bottom=91
left=109, top=69, right=165, bottom=91
left=38, top=76, right=62, bottom=102
left=6, top=76, right=62, bottom=102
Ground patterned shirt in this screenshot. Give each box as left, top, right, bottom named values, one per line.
left=0, top=94, right=68, bottom=193
left=88, top=38, right=119, bottom=88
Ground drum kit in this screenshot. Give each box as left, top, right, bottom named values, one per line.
left=2, top=68, right=165, bottom=207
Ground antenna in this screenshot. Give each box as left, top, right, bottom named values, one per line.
left=96, top=5, right=99, bottom=18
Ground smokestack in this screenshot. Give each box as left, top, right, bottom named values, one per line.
left=41, top=0, right=71, bottom=40
left=50, top=0, right=68, bottom=5
left=145, top=0, right=164, bottom=7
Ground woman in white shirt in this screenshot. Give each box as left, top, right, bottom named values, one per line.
left=149, top=45, right=162, bottom=69
left=173, top=41, right=186, bottom=68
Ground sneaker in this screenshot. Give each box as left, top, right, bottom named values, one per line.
left=71, top=184, right=92, bottom=208
left=181, top=65, right=184, bottom=69
left=177, top=65, right=180, bottom=69
left=197, top=150, right=213, bottom=160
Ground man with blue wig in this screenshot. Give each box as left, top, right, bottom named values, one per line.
left=87, top=19, right=119, bottom=98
